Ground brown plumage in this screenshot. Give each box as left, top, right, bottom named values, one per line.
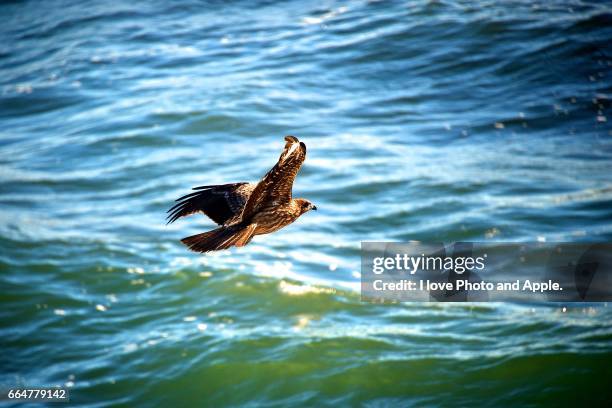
left=167, top=136, right=316, bottom=253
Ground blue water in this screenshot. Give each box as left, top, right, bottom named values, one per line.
left=1, top=0, right=611, bottom=406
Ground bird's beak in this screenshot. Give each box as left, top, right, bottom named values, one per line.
left=312, top=205, right=317, bottom=211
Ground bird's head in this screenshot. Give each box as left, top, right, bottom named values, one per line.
left=296, top=198, right=317, bottom=214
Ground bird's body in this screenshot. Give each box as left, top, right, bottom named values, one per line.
left=251, top=199, right=305, bottom=235
left=167, top=136, right=316, bottom=253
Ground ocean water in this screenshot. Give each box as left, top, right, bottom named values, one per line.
left=1, top=0, right=611, bottom=406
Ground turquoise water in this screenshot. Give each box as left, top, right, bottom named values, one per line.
left=1, top=0, right=612, bottom=406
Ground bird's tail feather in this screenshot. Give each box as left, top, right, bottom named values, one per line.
left=181, top=224, right=256, bottom=253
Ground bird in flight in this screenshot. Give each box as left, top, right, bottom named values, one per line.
left=167, top=136, right=317, bottom=253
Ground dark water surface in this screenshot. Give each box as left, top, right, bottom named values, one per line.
left=1, top=0, right=611, bottom=406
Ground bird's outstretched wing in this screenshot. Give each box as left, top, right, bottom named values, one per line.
left=167, top=182, right=255, bottom=225
left=238, top=136, right=306, bottom=222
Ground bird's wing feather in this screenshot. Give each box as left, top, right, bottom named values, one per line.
left=239, top=136, right=306, bottom=222
left=167, top=182, right=255, bottom=225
